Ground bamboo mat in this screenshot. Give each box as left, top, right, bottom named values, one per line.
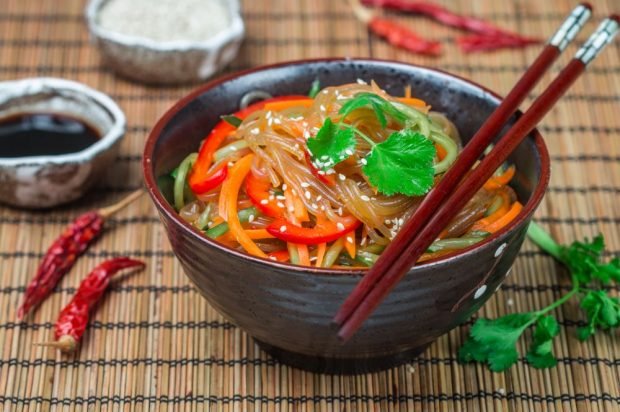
left=0, top=0, right=618, bottom=410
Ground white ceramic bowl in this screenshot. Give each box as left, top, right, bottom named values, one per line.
left=85, top=0, right=245, bottom=84
left=0, top=78, right=125, bottom=209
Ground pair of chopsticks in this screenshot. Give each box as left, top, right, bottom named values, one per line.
left=334, top=4, right=619, bottom=341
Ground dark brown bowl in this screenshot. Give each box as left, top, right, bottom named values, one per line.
left=143, top=59, right=550, bottom=374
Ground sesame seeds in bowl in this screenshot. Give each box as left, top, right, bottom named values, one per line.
left=85, top=0, right=245, bottom=84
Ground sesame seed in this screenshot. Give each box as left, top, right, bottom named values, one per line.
left=280, top=225, right=287, bottom=233
left=294, top=143, right=300, bottom=149
left=266, top=111, right=272, bottom=119
left=267, top=118, right=273, bottom=126
left=251, top=128, right=260, bottom=135
left=338, top=207, right=343, bottom=216
left=310, top=256, right=318, bottom=262
left=326, top=168, right=335, bottom=175
left=360, top=237, right=367, bottom=246
left=301, top=182, right=310, bottom=188
left=385, top=219, right=391, bottom=225
left=321, top=155, right=329, bottom=161
left=248, top=215, right=255, bottom=223
left=361, top=195, right=370, bottom=201
left=339, top=174, right=346, bottom=181
left=317, top=170, right=325, bottom=175
left=346, top=236, right=353, bottom=243
left=291, top=189, right=297, bottom=195
left=360, top=158, right=368, bottom=165
left=269, top=195, right=275, bottom=201
left=345, top=149, right=354, bottom=156
left=274, top=118, right=282, bottom=125
left=228, top=161, right=234, bottom=167
left=304, top=191, right=311, bottom=199
left=277, top=202, right=285, bottom=208
left=320, top=205, right=325, bottom=211
left=316, top=195, right=322, bottom=201
left=337, top=222, right=345, bottom=231
left=282, top=184, right=288, bottom=191
left=303, top=130, right=310, bottom=139
left=356, top=78, right=367, bottom=84
left=311, top=203, right=318, bottom=209
left=276, top=195, right=286, bottom=200
left=269, top=256, right=277, bottom=261
left=320, top=105, right=326, bottom=112
left=288, top=206, right=295, bottom=212
left=260, top=199, right=269, bottom=205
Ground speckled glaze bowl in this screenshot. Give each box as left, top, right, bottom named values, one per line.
left=85, top=0, right=245, bottom=85
left=0, top=77, right=125, bottom=209
left=143, top=59, right=550, bottom=374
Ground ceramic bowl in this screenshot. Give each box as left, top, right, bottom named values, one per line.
left=143, top=59, right=550, bottom=374
left=0, top=77, right=125, bottom=209
left=85, top=0, right=245, bottom=85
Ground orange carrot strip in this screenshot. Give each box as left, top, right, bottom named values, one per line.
left=244, top=229, right=275, bottom=240
left=344, top=231, right=356, bottom=258
left=470, top=192, right=511, bottom=231
left=436, top=143, right=447, bottom=162
left=263, top=99, right=313, bottom=112
left=297, top=243, right=311, bottom=266
left=481, top=202, right=523, bottom=234
left=315, top=243, right=327, bottom=267
left=397, top=97, right=427, bottom=107
left=220, top=154, right=267, bottom=258
left=483, top=164, right=516, bottom=191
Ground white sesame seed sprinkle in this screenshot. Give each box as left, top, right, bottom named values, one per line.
left=317, top=170, right=325, bottom=175
left=277, top=202, right=285, bottom=208
left=311, top=203, right=318, bottom=209
left=316, top=195, right=322, bottom=201
left=280, top=225, right=287, bottom=233
left=228, top=161, right=234, bottom=167
left=251, top=128, right=260, bottom=135
left=361, top=195, right=370, bottom=201
left=345, top=149, right=354, bottom=156
left=267, top=118, right=273, bottom=126
left=304, top=191, right=311, bottom=199
left=269, top=256, right=277, bottom=261
left=291, top=189, right=297, bottom=195
left=339, top=174, right=346, bottom=181
left=301, top=182, right=310, bottom=188
left=356, top=78, right=367, bottom=84
left=346, top=236, right=353, bottom=243
left=269, top=195, right=275, bottom=201
left=260, top=199, right=269, bottom=205
left=248, top=215, right=255, bottom=223
left=337, top=222, right=345, bottom=231
left=360, top=158, right=368, bottom=165
left=276, top=195, right=286, bottom=200
left=320, top=105, right=326, bottom=112
left=274, top=118, right=282, bottom=125
left=288, top=206, right=295, bottom=212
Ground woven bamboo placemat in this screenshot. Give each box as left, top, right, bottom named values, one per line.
left=0, top=0, right=618, bottom=410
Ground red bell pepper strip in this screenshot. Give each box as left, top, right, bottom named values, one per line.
left=245, top=172, right=285, bottom=218
left=267, top=215, right=361, bottom=245
left=189, top=95, right=309, bottom=195
left=267, top=250, right=291, bottom=262
left=189, top=161, right=229, bottom=194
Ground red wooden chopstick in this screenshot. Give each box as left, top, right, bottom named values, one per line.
left=335, top=14, right=619, bottom=342
left=333, top=3, right=592, bottom=327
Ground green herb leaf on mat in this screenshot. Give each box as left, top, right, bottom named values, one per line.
left=458, top=221, right=620, bottom=372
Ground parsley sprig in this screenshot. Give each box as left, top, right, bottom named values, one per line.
left=306, top=92, right=436, bottom=196
left=458, top=221, right=620, bottom=372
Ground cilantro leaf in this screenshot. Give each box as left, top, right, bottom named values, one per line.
left=306, top=118, right=356, bottom=170
left=577, top=290, right=620, bottom=340
left=526, top=315, right=560, bottom=368
left=339, top=92, right=407, bottom=128
left=362, top=130, right=436, bottom=196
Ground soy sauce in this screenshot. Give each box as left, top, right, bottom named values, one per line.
left=0, top=113, right=100, bottom=158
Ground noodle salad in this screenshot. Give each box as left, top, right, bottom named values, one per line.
left=171, top=81, right=522, bottom=267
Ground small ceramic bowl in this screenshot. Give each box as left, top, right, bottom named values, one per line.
left=143, top=59, right=550, bottom=374
left=85, top=0, right=245, bottom=85
left=0, top=77, right=125, bottom=209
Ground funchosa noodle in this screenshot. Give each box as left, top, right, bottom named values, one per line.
left=171, top=81, right=522, bottom=268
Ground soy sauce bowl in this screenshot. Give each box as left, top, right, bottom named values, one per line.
left=143, top=59, right=550, bottom=374
left=0, top=78, right=125, bottom=209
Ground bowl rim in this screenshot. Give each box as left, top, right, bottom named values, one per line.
left=85, top=0, right=245, bottom=52
left=0, top=77, right=126, bottom=166
left=143, top=57, right=550, bottom=277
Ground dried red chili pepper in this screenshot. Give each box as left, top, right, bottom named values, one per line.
left=350, top=0, right=442, bottom=56
left=361, top=0, right=540, bottom=51
left=17, top=190, right=144, bottom=319
left=36, top=257, right=146, bottom=352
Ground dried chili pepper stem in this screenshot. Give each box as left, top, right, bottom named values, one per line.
left=349, top=0, right=442, bottom=56
left=17, top=190, right=145, bottom=320
left=35, top=257, right=146, bottom=353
